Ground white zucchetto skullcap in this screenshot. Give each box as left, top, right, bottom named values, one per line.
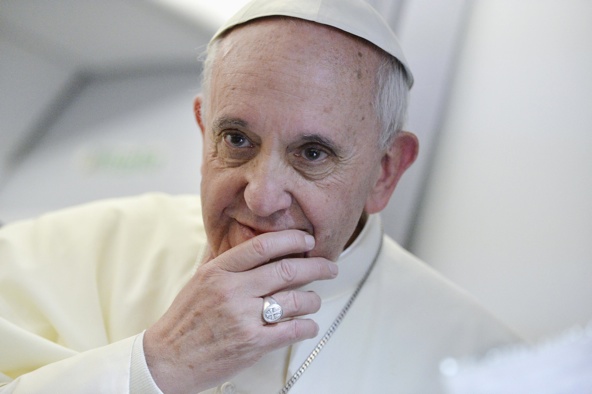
left=211, top=0, right=414, bottom=87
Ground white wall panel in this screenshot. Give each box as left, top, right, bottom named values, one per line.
left=410, top=0, right=592, bottom=341
left=382, top=0, right=468, bottom=244
left=0, top=37, right=74, bottom=185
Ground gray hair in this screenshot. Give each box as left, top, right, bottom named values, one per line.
left=375, top=54, right=410, bottom=148
left=200, top=26, right=410, bottom=150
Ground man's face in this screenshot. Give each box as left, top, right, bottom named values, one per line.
left=198, top=19, right=390, bottom=261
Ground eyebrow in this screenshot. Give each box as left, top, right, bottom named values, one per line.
left=213, top=116, right=248, bottom=132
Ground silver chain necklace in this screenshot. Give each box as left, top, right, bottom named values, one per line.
left=278, top=234, right=383, bottom=394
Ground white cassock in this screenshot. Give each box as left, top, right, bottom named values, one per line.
left=0, top=194, right=518, bottom=393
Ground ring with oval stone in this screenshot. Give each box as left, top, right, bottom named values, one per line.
left=262, top=296, right=283, bottom=323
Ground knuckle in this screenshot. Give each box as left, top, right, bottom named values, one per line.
left=276, top=259, right=297, bottom=283
left=251, top=236, right=268, bottom=257
left=288, top=290, right=301, bottom=313
left=286, top=319, right=302, bottom=341
left=285, top=319, right=318, bottom=341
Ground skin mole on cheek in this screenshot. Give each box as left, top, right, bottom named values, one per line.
left=356, top=69, right=362, bottom=79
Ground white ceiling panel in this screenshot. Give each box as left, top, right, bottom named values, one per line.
left=1, top=0, right=214, bottom=73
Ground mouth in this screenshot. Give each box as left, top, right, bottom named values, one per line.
left=236, top=221, right=262, bottom=238
left=234, top=220, right=312, bottom=258
left=236, top=219, right=312, bottom=236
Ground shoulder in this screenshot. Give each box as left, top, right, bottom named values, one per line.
left=377, top=235, right=488, bottom=309
left=368, top=234, right=520, bottom=352
left=0, top=194, right=207, bottom=341
left=0, top=193, right=206, bottom=280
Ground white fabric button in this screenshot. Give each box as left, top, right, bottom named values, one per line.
left=219, top=382, right=236, bottom=394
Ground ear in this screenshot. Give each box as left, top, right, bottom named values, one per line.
left=364, top=131, right=419, bottom=213
left=193, top=95, right=205, bottom=136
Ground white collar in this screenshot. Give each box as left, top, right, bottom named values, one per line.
left=300, top=213, right=383, bottom=301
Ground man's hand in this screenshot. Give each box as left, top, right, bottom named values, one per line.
left=144, top=230, right=338, bottom=393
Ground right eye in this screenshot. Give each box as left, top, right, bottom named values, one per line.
left=223, top=132, right=253, bottom=148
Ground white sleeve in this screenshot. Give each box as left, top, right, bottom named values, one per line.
left=130, top=331, right=164, bottom=394
left=0, top=335, right=136, bottom=393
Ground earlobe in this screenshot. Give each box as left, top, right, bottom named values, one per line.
left=194, top=96, right=205, bottom=135
left=365, top=131, right=419, bottom=213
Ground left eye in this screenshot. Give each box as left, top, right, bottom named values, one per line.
left=300, top=146, right=328, bottom=161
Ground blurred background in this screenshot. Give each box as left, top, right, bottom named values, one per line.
left=1, top=0, right=591, bottom=344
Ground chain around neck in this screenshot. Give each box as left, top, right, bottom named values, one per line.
left=279, top=233, right=383, bottom=394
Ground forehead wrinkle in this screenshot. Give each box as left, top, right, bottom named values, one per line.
left=218, top=20, right=374, bottom=89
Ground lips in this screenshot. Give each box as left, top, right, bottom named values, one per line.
left=236, top=219, right=311, bottom=237
left=237, top=221, right=262, bottom=238
left=236, top=220, right=294, bottom=240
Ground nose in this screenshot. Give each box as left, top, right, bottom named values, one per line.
left=243, top=156, right=292, bottom=218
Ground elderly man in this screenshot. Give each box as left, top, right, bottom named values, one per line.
left=0, top=0, right=517, bottom=393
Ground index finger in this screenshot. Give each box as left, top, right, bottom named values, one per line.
left=214, top=230, right=316, bottom=272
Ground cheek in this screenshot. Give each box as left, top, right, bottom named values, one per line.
left=200, top=172, right=240, bottom=257
left=202, top=169, right=240, bottom=211
left=301, top=184, right=367, bottom=258
left=200, top=164, right=244, bottom=248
